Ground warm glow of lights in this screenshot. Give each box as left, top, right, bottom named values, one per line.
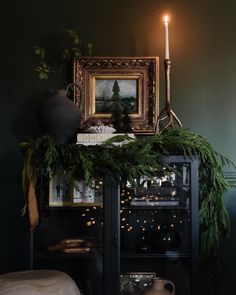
left=163, top=15, right=169, bottom=25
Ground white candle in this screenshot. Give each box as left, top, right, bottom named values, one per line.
left=164, top=15, right=170, bottom=60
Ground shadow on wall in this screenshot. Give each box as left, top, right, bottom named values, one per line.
left=13, top=91, right=47, bottom=141
left=0, top=180, right=29, bottom=274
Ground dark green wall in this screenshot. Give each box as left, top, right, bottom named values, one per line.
left=1, top=0, right=236, bottom=291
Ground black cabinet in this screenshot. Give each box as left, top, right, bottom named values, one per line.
left=32, top=156, right=199, bottom=295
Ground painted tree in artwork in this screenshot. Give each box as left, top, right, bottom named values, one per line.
left=110, top=80, right=123, bottom=132
left=122, top=104, right=132, bottom=132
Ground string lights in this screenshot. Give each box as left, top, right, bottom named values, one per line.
left=77, top=163, right=191, bottom=253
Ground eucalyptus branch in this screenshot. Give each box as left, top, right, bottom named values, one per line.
left=33, top=29, right=82, bottom=88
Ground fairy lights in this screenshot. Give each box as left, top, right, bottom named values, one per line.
left=78, top=163, right=190, bottom=257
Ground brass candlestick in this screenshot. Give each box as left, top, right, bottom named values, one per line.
left=155, top=59, right=182, bottom=134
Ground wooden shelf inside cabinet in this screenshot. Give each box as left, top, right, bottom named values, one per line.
left=35, top=251, right=101, bottom=260
left=121, top=205, right=189, bottom=210
left=121, top=252, right=190, bottom=259
left=42, top=204, right=103, bottom=211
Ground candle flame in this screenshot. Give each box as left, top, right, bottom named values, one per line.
left=163, top=15, right=169, bottom=25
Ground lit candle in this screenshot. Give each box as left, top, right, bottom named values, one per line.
left=164, top=15, right=170, bottom=60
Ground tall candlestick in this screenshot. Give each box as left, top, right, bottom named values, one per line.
left=164, top=15, right=170, bottom=60
left=155, top=15, right=182, bottom=134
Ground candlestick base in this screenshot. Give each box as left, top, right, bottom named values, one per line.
left=155, top=59, right=182, bottom=135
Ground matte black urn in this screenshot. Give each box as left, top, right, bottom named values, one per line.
left=39, top=89, right=81, bottom=144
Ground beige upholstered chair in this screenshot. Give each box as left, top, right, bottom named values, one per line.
left=0, top=270, right=81, bottom=295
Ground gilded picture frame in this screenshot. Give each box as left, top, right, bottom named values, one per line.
left=73, top=57, right=159, bottom=134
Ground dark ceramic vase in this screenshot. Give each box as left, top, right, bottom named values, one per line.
left=141, top=278, right=175, bottom=295
left=39, top=87, right=81, bottom=144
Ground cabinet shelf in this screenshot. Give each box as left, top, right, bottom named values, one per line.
left=35, top=251, right=100, bottom=260
left=41, top=204, right=103, bottom=211
left=121, top=205, right=189, bottom=210
left=121, top=252, right=190, bottom=259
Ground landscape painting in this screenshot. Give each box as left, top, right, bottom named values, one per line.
left=95, top=79, right=138, bottom=114
left=74, top=57, right=159, bottom=134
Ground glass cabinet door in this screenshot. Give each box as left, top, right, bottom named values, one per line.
left=120, top=156, right=199, bottom=295
left=33, top=178, right=105, bottom=295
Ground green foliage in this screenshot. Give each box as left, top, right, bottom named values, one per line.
left=150, top=128, right=234, bottom=252
left=62, top=29, right=82, bottom=61
left=33, top=29, right=82, bottom=88
left=21, top=127, right=236, bottom=294
left=34, top=46, right=50, bottom=80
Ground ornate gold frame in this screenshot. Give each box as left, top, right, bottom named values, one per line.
left=74, top=57, right=159, bottom=134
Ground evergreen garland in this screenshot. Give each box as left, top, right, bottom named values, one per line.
left=21, top=127, right=236, bottom=294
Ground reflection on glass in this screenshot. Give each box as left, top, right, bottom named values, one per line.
left=73, top=179, right=103, bottom=206
left=123, top=164, right=190, bottom=208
